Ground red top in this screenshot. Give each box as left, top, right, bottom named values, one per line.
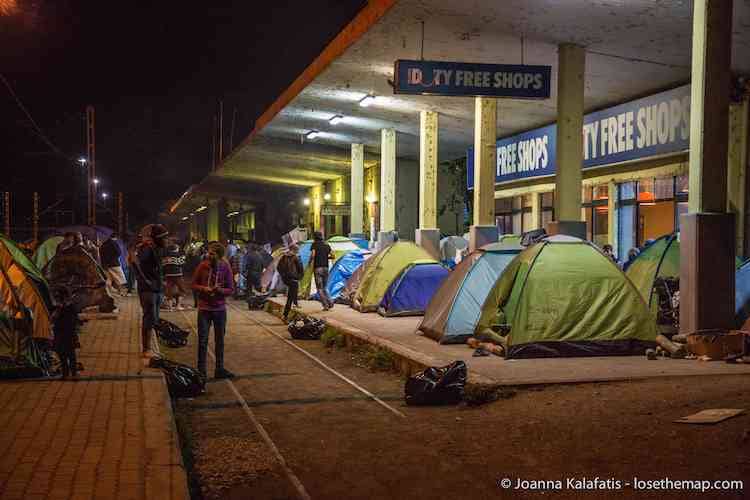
left=191, top=259, right=235, bottom=311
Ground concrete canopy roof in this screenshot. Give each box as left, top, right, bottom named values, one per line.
left=202, top=0, right=750, bottom=191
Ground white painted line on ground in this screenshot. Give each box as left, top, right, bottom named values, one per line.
left=178, top=311, right=312, bottom=500
left=227, top=302, right=407, bottom=419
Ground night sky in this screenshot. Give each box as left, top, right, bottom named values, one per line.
left=1, top=0, right=365, bottom=233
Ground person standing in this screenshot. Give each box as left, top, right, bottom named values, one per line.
left=125, top=242, right=136, bottom=296
left=309, top=232, right=334, bottom=310
left=133, top=224, right=169, bottom=358
left=51, top=287, right=80, bottom=379
left=244, top=243, right=265, bottom=298
left=191, top=242, right=235, bottom=380
left=163, top=239, right=188, bottom=310
left=100, top=233, right=126, bottom=296
left=278, top=244, right=303, bottom=320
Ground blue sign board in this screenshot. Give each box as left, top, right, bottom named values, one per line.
left=467, top=84, right=691, bottom=188
left=394, top=59, right=551, bottom=99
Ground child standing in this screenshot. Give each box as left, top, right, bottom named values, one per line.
left=52, top=288, right=80, bottom=379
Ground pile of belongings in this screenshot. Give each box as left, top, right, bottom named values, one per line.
left=154, top=319, right=189, bottom=348
left=149, top=357, right=205, bottom=397
left=288, top=316, right=326, bottom=340
left=247, top=292, right=270, bottom=310
left=404, top=360, right=467, bottom=406
left=647, top=330, right=749, bottom=362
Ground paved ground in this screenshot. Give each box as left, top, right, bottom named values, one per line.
left=269, top=297, right=750, bottom=385
left=0, top=297, right=189, bottom=500
left=165, top=301, right=750, bottom=499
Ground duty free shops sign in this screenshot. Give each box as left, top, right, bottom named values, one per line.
left=467, top=84, right=691, bottom=188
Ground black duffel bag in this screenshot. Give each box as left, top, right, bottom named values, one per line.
left=150, top=357, right=205, bottom=398
left=404, top=360, right=467, bottom=406
left=155, top=319, right=189, bottom=348
left=288, top=317, right=325, bottom=340
left=247, top=293, right=269, bottom=310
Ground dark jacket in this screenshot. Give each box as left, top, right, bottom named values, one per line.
left=100, top=238, right=121, bottom=269
left=162, top=244, right=185, bottom=278
left=134, top=243, right=163, bottom=293
left=244, top=250, right=264, bottom=276
left=53, top=303, right=79, bottom=351
left=278, top=253, right=303, bottom=284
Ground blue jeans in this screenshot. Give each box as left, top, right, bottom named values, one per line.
left=139, top=291, right=162, bottom=352
left=197, top=309, right=227, bottom=376
left=314, top=267, right=333, bottom=308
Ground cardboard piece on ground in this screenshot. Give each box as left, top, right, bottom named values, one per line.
left=674, top=408, right=745, bottom=424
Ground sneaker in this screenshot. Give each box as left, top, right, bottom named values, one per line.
left=214, top=368, right=235, bottom=380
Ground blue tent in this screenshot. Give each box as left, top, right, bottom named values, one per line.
left=351, top=237, right=369, bottom=250
left=312, top=249, right=370, bottom=302
left=735, top=260, right=750, bottom=327
left=418, top=247, right=522, bottom=343
left=378, top=261, right=449, bottom=317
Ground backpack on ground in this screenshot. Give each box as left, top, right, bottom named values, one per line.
left=288, top=317, right=325, bottom=340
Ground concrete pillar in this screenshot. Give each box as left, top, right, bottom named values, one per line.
left=680, top=0, right=735, bottom=335
left=529, top=193, right=541, bottom=231
left=206, top=204, right=220, bottom=242
left=546, top=44, right=586, bottom=240
left=311, top=184, right=323, bottom=234
left=415, top=111, right=440, bottom=258
left=378, top=128, right=397, bottom=247
left=469, top=97, right=499, bottom=251
left=728, top=101, right=748, bottom=256
left=350, top=144, right=365, bottom=238
left=607, top=181, right=618, bottom=254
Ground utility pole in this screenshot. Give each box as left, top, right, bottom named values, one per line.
left=117, top=192, right=124, bottom=236
left=3, top=192, right=10, bottom=237
left=218, top=100, right=224, bottom=162
left=86, top=105, right=96, bottom=225
left=229, top=107, right=237, bottom=153
left=125, top=212, right=129, bottom=235
left=211, top=115, right=217, bottom=171
left=32, top=192, right=39, bottom=243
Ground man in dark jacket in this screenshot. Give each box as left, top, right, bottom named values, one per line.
left=244, top=243, right=265, bottom=298
left=100, top=233, right=126, bottom=296
left=310, top=232, right=335, bottom=310
left=133, top=224, right=168, bottom=358
left=278, top=244, right=303, bottom=320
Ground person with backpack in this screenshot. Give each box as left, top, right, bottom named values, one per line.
left=100, top=233, right=126, bottom=296
left=278, top=244, right=303, bottom=320
left=133, top=224, right=169, bottom=358
left=309, top=231, right=335, bottom=310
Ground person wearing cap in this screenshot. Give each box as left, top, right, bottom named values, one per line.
left=192, top=241, right=235, bottom=379
left=132, top=224, right=169, bottom=358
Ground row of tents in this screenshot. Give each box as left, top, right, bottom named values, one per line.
left=1, top=227, right=120, bottom=378
left=273, top=231, right=750, bottom=360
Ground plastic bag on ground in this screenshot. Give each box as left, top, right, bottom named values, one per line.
left=154, top=319, right=189, bottom=348
left=288, top=317, right=326, bottom=340
left=150, top=357, right=205, bottom=397
left=404, top=360, right=467, bottom=406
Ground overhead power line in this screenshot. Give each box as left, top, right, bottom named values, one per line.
left=0, top=71, right=70, bottom=160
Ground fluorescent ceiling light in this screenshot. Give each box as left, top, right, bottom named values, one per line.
left=359, top=95, right=375, bottom=107
left=226, top=211, right=239, bottom=217
left=305, top=130, right=320, bottom=140
left=329, top=114, right=344, bottom=125
left=196, top=205, right=208, bottom=212
left=181, top=216, right=189, bottom=221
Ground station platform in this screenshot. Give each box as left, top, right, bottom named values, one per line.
left=0, top=298, right=189, bottom=500
left=267, top=297, right=750, bottom=386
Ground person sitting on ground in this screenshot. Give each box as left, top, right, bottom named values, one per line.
left=51, top=287, right=81, bottom=380
left=133, top=224, right=169, bottom=358
left=100, top=233, right=127, bottom=297
left=191, top=241, right=235, bottom=380
left=163, top=238, right=188, bottom=311
left=309, top=231, right=335, bottom=311
left=278, top=244, right=303, bottom=320
left=244, top=243, right=265, bottom=298
left=602, top=244, right=617, bottom=263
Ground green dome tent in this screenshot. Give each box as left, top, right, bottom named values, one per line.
left=626, top=232, right=744, bottom=312
left=352, top=242, right=434, bottom=312
left=33, top=236, right=64, bottom=271
left=0, top=236, right=53, bottom=378
left=477, top=235, right=657, bottom=358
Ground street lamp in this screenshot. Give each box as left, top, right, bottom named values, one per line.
left=77, top=157, right=87, bottom=166
left=92, top=178, right=100, bottom=185
left=323, top=193, right=331, bottom=201
left=101, top=192, right=108, bottom=200
left=303, top=197, right=311, bottom=206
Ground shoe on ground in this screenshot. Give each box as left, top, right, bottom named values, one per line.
left=215, top=368, right=235, bottom=380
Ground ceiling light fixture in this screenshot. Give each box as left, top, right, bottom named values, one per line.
left=359, top=94, right=375, bottom=107
left=323, top=193, right=331, bottom=201
left=196, top=205, right=208, bottom=212
left=226, top=211, right=239, bottom=217
left=329, top=114, right=344, bottom=125
left=305, top=130, right=320, bottom=140
left=303, top=197, right=311, bottom=206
